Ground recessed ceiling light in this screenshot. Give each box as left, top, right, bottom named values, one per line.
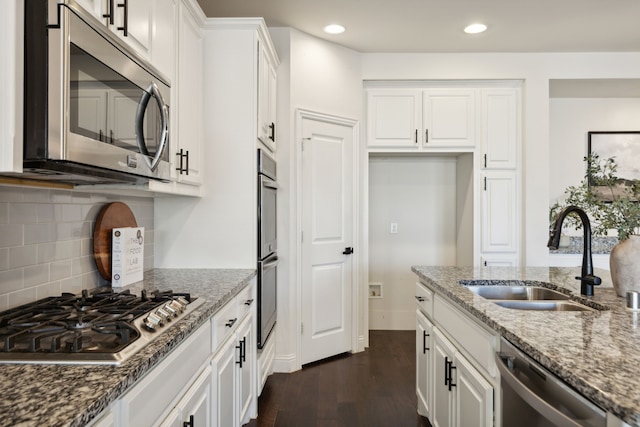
left=464, top=23, right=487, bottom=34
left=323, top=24, right=346, bottom=35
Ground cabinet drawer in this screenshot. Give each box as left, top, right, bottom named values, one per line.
left=434, top=295, right=498, bottom=377
left=415, top=282, right=434, bottom=318
left=236, top=283, right=255, bottom=320
left=212, top=297, right=239, bottom=350
left=118, top=322, right=212, bottom=426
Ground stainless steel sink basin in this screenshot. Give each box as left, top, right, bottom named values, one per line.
left=465, top=286, right=570, bottom=301
left=492, top=301, right=594, bottom=312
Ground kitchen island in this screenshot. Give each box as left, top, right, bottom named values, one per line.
left=0, top=268, right=256, bottom=427
left=413, top=266, right=640, bottom=427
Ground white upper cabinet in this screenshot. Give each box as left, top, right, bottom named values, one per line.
left=151, top=0, right=177, bottom=82
left=481, top=171, right=518, bottom=254
left=422, top=89, right=476, bottom=148
left=76, top=0, right=152, bottom=57
left=366, top=87, right=476, bottom=151
left=173, top=0, right=203, bottom=185
left=257, top=39, right=278, bottom=152
left=367, top=89, right=422, bottom=148
left=481, top=88, right=518, bottom=170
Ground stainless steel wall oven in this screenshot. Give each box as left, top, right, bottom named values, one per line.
left=22, top=0, right=171, bottom=184
left=257, top=149, right=277, bottom=349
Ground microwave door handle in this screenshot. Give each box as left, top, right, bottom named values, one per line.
left=135, top=83, right=169, bottom=171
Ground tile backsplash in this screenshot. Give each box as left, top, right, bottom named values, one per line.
left=0, top=186, right=154, bottom=311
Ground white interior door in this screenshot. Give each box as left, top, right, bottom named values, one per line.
left=300, top=115, right=355, bottom=365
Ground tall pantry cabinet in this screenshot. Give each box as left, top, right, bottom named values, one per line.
left=365, top=83, right=521, bottom=266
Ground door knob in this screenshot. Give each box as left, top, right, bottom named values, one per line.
left=343, top=247, right=354, bottom=255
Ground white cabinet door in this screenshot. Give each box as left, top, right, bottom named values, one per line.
left=257, top=40, right=277, bottom=151
left=211, top=336, right=238, bottom=427
left=112, top=0, right=152, bottom=57
left=481, top=171, right=518, bottom=254
left=423, top=89, right=476, bottom=148
left=416, top=310, right=434, bottom=418
left=481, top=254, right=518, bottom=267
left=236, top=315, right=255, bottom=425
left=159, top=366, right=211, bottom=427
left=432, top=328, right=456, bottom=427
left=151, top=0, right=176, bottom=82
left=174, top=2, right=203, bottom=185
left=481, top=88, right=518, bottom=170
left=454, top=353, right=493, bottom=427
left=367, top=89, right=422, bottom=148
left=75, top=0, right=104, bottom=20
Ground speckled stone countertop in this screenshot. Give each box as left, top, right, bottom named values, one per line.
left=0, top=268, right=256, bottom=427
left=412, top=266, right=640, bottom=427
left=549, top=236, right=618, bottom=254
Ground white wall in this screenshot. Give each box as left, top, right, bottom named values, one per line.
left=269, top=28, right=363, bottom=371
left=361, top=52, right=640, bottom=266
left=368, top=156, right=457, bottom=330
left=549, top=98, right=640, bottom=206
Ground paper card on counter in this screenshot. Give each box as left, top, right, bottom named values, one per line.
left=112, top=227, right=144, bottom=287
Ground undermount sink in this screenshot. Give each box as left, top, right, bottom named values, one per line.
left=463, top=285, right=601, bottom=312
left=492, top=300, right=594, bottom=312
left=466, top=286, right=570, bottom=301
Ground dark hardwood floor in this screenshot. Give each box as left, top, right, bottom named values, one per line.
left=247, top=330, right=431, bottom=427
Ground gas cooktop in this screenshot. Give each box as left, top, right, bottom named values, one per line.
left=0, top=288, right=204, bottom=365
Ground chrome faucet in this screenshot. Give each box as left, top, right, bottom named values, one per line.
left=548, top=205, right=602, bottom=296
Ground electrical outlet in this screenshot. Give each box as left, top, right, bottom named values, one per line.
left=390, top=222, right=398, bottom=234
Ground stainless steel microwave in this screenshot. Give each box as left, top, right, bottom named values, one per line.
left=22, top=0, right=171, bottom=184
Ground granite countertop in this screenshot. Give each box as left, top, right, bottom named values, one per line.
left=0, top=268, right=256, bottom=427
left=412, top=265, right=640, bottom=427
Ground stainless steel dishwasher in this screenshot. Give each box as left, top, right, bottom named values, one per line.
left=496, top=338, right=606, bottom=427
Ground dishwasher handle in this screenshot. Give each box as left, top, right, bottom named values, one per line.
left=495, top=351, right=601, bottom=427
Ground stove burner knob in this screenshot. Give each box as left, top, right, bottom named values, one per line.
left=163, top=303, right=178, bottom=317
left=169, top=300, right=184, bottom=314
left=176, top=296, right=190, bottom=309
left=143, top=312, right=164, bottom=330
left=156, top=307, right=171, bottom=322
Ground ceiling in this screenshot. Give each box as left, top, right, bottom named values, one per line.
left=196, top=0, right=640, bottom=53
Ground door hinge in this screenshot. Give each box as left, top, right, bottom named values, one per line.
left=484, top=176, right=487, bottom=191
left=301, top=323, right=304, bottom=334
left=301, top=231, right=304, bottom=243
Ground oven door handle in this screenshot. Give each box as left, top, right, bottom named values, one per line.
left=261, top=176, right=278, bottom=190
left=495, top=352, right=588, bottom=427
left=261, top=256, right=279, bottom=270
left=135, top=82, right=169, bottom=171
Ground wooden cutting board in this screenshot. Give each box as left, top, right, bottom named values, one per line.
left=93, top=202, right=138, bottom=280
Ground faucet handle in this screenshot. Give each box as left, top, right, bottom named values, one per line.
left=575, top=275, right=602, bottom=286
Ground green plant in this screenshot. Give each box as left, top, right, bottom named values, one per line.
left=551, top=153, right=640, bottom=240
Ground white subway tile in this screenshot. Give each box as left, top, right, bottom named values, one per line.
left=37, top=204, right=55, bottom=223
left=50, top=260, right=72, bottom=281
left=60, top=276, right=83, bottom=295
left=9, top=245, right=38, bottom=269
left=0, top=249, right=8, bottom=271
left=23, top=189, right=50, bottom=203
left=37, top=281, right=62, bottom=299
left=50, top=190, right=73, bottom=204
left=24, top=223, right=51, bottom=245
left=23, top=264, right=50, bottom=287
left=0, top=224, right=23, bottom=248
left=8, top=287, right=38, bottom=309
left=0, top=188, right=25, bottom=202
left=0, top=269, right=23, bottom=293
left=9, top=203, right=38, bottom=224
left=0, top=202, right=8, bottom=224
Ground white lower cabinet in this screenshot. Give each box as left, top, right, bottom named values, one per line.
left=160, top=366, right=211, bottom=427
left=432, top=328, right=493, bottom=427
left=95, top=280, right=256, bottom=427
left=416, top=281, right=496, bottom=427
left=416, top=309, right=433, bottom=418
left=211, top=314, right=255, bottom=427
